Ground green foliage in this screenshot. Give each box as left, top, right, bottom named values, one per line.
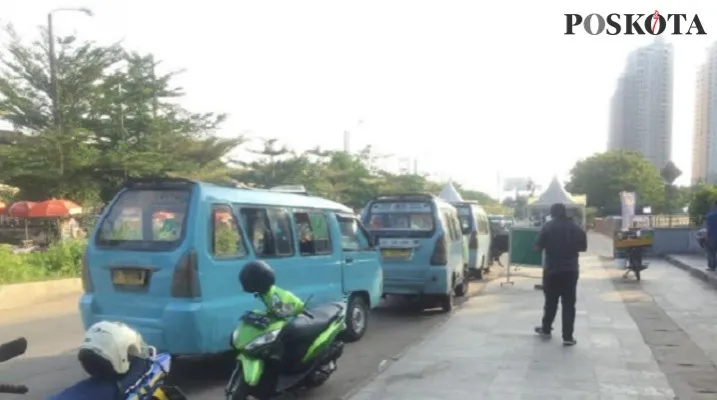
left=0, top=25, right=241, bottom=205
left=0, top=239, right=86, bottom=284
left=565, top=151, right=666, bottom=216
left=213, top=224, right=242, bottom=256
left=688, top=184, right=717, bottom=226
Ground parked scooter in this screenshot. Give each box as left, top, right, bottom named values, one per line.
left=618, top=230, right=649, bottom=281
left=225, top=261, right=347, bottom=400
left=0, top=337, right=29, bottom=395
left=47, top=321, right=187, bottom=400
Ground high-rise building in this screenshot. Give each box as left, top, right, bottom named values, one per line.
left=608, top=39, right=674, bottom=171
left=692, top=44, right=717, bottom=184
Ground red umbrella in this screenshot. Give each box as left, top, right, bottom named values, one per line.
left=7, top=201, right=37, bottom=218
left=27, top=199, right=82, bottom=218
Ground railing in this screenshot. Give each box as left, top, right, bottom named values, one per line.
left=593, top=214, right=694, bottom=237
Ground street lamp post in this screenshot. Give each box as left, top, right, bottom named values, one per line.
left=47, top=7, right=93, bottom=127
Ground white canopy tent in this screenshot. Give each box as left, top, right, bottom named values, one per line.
left=526, top=177, right=586, bottom=226
left=438, top=181, right=464, bottom=203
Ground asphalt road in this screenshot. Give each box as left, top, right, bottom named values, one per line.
left=0, top=265, right=503, bottom=399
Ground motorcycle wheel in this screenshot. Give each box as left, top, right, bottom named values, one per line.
left=229, top=385, right=251, bottom=400
left=226, top=365, right=253, bottom=400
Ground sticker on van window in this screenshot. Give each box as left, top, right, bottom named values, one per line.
left=370, top=202, right=431, bottom=213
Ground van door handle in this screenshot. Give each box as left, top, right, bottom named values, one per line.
left=345, top=257, right=354, bottom=264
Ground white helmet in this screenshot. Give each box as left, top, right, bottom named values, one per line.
left=78, top=321, right=153, bottom=377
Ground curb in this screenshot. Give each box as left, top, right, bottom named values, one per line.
left=663, top=255, right=717, bottom=289
left=0, top=278, right=81, bottom=311
left=339, top=271, right=501, bottom=400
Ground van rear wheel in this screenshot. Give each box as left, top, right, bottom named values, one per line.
left=471, top=268, right=483, bottom=280
left=455, top=270, right=469, bottom=297
left=441, top=292, right=454, bottom=313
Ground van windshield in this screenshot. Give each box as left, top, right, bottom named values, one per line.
left=96, top=189, right=191, bottom=251
left=456, top=205, right=472, bottom=235
left=366, top=201, right=435, bottom=231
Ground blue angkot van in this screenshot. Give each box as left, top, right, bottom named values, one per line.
left=361, top=193, right=468, bottom=312
left=80, top=178, right=382, bottom=355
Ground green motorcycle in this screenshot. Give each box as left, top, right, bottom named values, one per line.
left=224, top=286, right=347, bottom=400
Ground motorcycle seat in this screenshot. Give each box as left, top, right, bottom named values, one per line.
left=286, top=303, right=343, bottom=341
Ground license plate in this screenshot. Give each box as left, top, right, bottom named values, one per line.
left=111, top=269, right=147, bottom=286
left=381, top=249, right=411, bottom=259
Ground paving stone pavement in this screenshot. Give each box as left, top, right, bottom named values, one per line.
left=649, top=257, right=717, bottom=367
left=348, top=253, right=676, bottom=400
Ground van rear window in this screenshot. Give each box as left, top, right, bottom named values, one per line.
left=366, top=201, right=435, bottom=231
left=96, top=189, right=190, bottom=250
left=455, top=206, right=472, bottom=234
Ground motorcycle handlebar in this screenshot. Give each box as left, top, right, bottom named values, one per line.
left=0, top=338, right=28, bottom=363
left=0, top=384, right=29, bottom=394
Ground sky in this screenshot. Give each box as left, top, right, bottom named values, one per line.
left=3, top=0, right=716, bottom=197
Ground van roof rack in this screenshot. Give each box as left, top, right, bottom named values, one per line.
left=125, top=177, right=197, bottom=188
left=268, top=184, right=312, bottom=196
left=374, top=193, right=435, bottom=201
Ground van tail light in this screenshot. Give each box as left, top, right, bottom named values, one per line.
left=171, top=250, right=202, bottom=298
left=430, top=234, right=448, bottom=265
left=468, top=232, right=478, bottom=250
left=81, top=249, right=94, bottom=293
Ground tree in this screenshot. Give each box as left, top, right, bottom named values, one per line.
left=565, top=151, right=665, bottom=216
left=688, top=184, right=717, bottom=226
left=0, top=26, right=241, bottom=204
left=0, top=27, right=510, bottom=214
left=0, top=24, right=123, bottom=203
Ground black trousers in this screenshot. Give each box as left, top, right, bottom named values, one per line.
left=541, top=270, right=579, bottom=340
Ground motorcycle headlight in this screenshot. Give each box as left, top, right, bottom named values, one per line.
left=245, top=329, right=281, bottom=351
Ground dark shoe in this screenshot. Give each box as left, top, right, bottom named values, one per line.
left=563, top=338, right=577, bottom=346
left=707, top=268, right=716, bottom=272
left=534, top=326, right=551, bottom=338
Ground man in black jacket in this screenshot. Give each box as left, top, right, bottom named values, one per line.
left=532, top=203, right=587, bottom=346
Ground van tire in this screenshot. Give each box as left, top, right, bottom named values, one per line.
left=455, top=270, right=469, bottom=297
left=342, top=295, right=369, bottom=342
left=441, top=292, right=453, bottom=313
left=472, top=268, right=483, bottom=280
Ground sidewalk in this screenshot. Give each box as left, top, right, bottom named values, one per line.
left=347, top=255, right=675, bottom=400
left=664, top=253, right=717, bottom=289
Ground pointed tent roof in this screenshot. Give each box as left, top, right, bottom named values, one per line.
left=528, top=176, right=578, bottom=208
left=438, top=181, right=464, bottom=203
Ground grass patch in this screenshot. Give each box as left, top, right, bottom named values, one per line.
left=0, top=239, right=86, bottom=284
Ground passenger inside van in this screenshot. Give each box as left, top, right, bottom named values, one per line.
left=411, top=214, right=433, bottom=230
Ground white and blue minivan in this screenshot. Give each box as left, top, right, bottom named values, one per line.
left=361, top=193, right=468, bottom=312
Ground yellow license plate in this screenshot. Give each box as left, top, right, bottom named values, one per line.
left=112, top=269, right=147, bottom=286
left=381, top=249, right=411, bottom=259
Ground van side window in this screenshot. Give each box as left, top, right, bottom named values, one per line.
left=451, top=214, right=462, bottom=241
left=211, top=205, right=247, bottom=258
left=480, top=215, right=491, bottom=234
left=294, top=211, right=332, bottom=255
left=240, top=207, right=294, bottom=258
left=337, top=216, right=371, bottom=251
left=443, top=212, right=458, bottom=241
